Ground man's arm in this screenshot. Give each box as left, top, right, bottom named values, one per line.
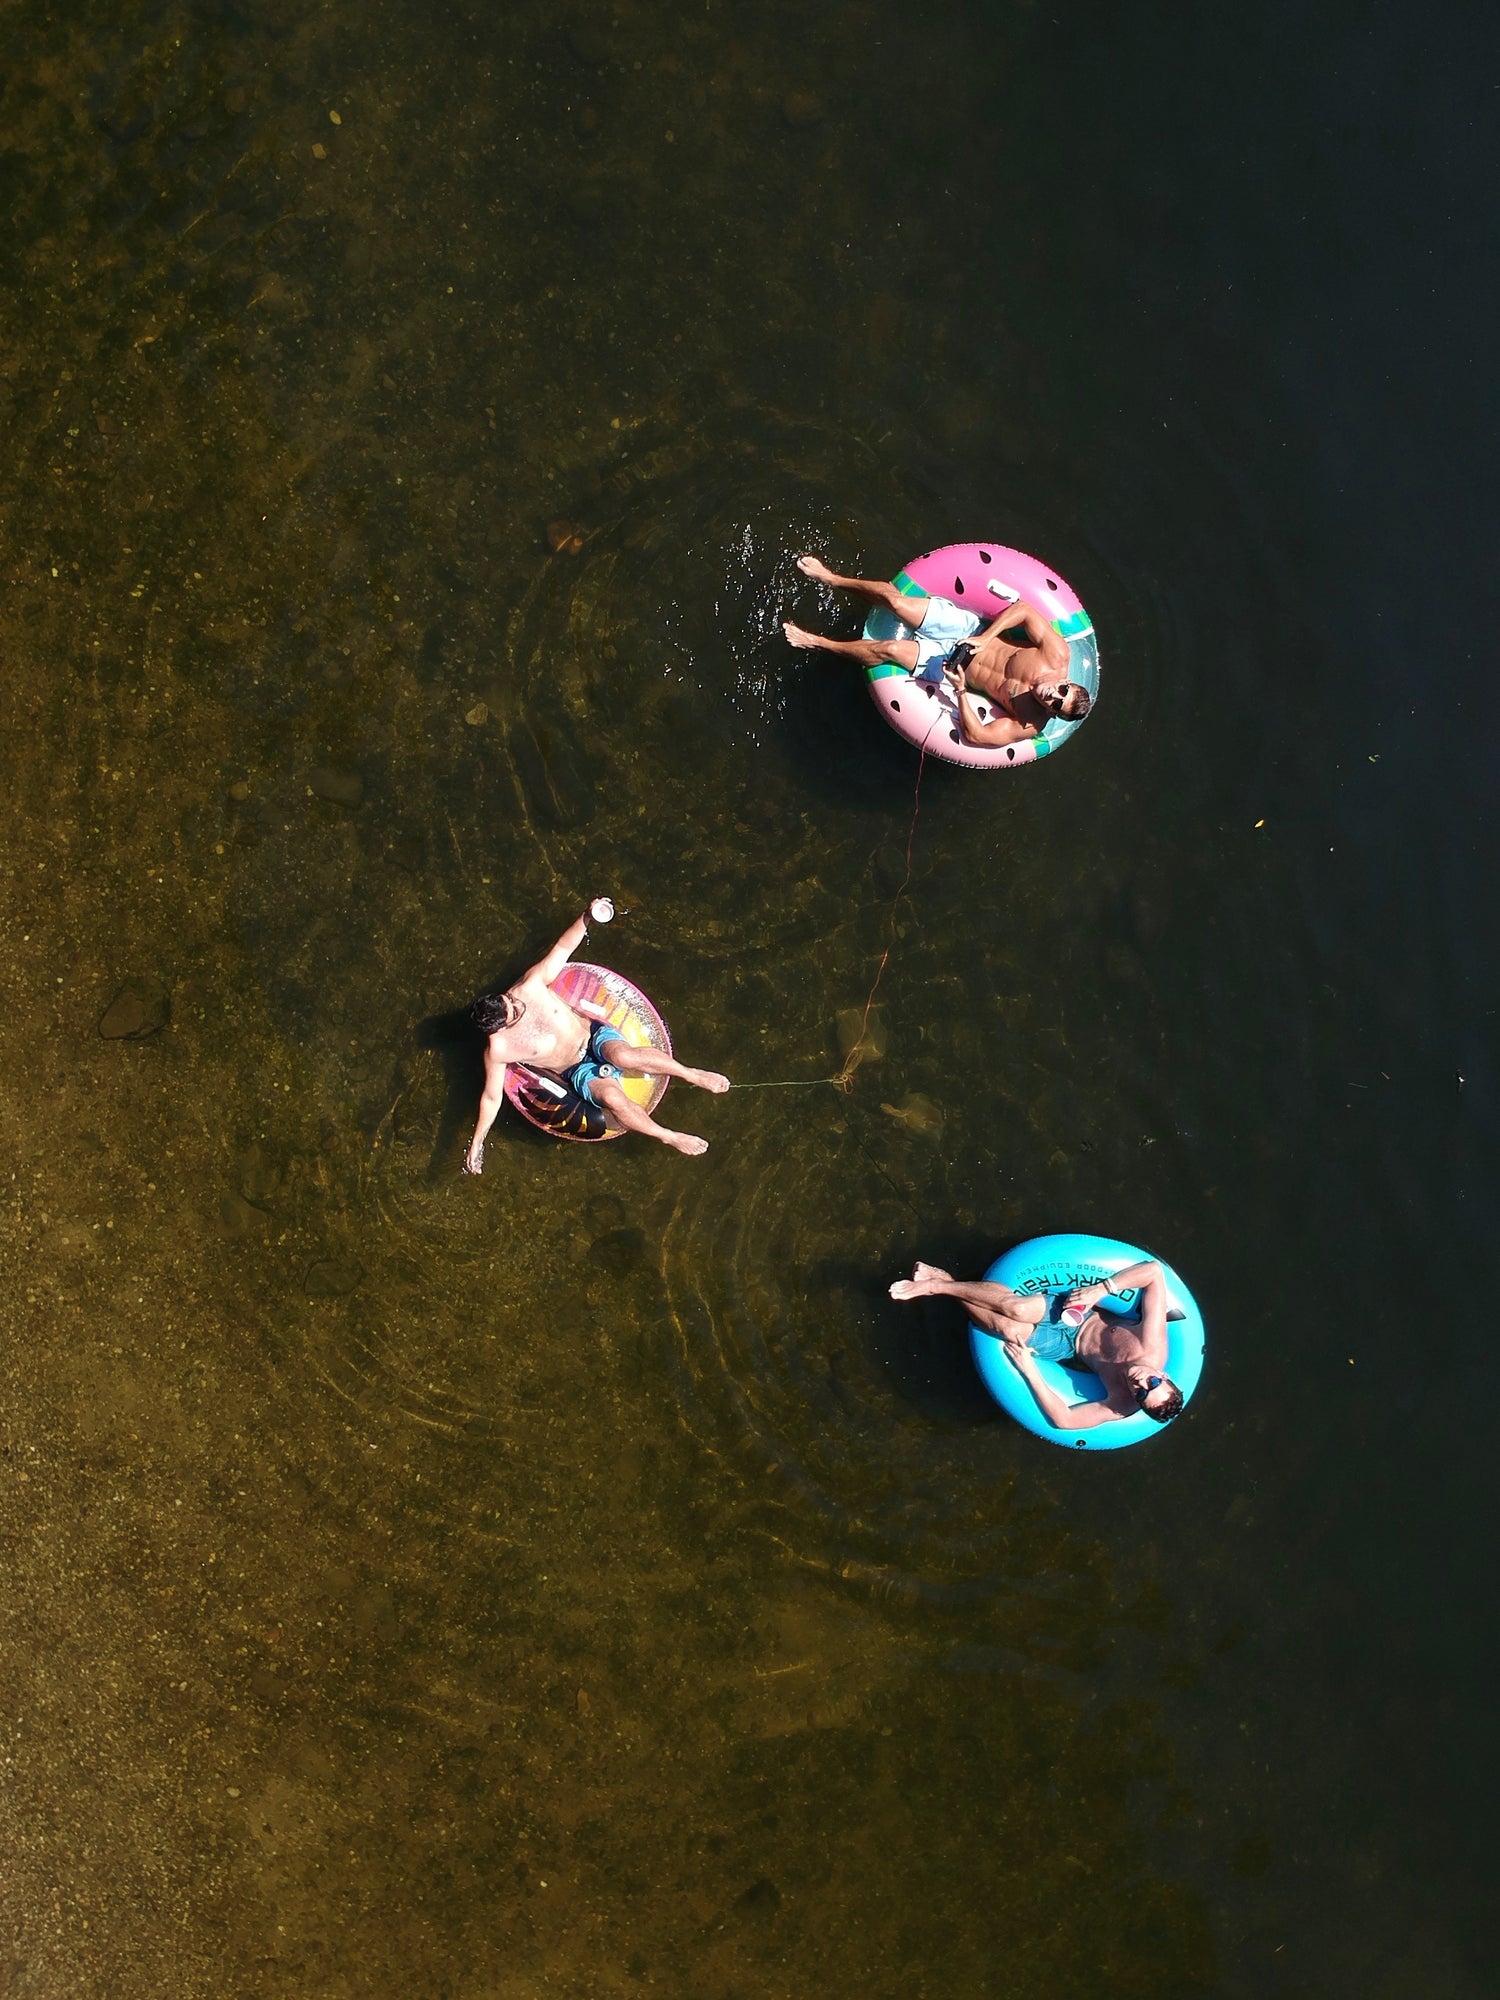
left=979, top=597, right=1070, bottom=673
left=1060, top=1278, right=1111, bottom=1313
left=462, top=1048, right=508, bottom=1176
left=1007, top=1347, right=1124, bottom=1430
left=977, top=597, right=1046, bottom=643
left=528, top=909, right=591, bottom=986
left=1114, top=1260, right=1169, bottom=1366
left=953, top=690, right=1038, bottom=747
left=1067, top=1261, right=1170, bottom=1365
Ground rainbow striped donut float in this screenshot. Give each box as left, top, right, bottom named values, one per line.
left=503, top=960, right=671, bottom=1144
left=862, top=542, right=1099, bottom=770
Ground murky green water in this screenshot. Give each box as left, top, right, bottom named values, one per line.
left=2, top=0, right=1496, bottom=1993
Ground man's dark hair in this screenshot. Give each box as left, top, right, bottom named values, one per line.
left=1063, top=684, right=1093, bottom=722
left=471, top=990, right=519, bottom=1035
left=1142, top=1378, right=1184, bottom=1424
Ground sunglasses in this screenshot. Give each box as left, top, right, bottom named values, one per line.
left=1132, top=1375, right=1164, bottom=1406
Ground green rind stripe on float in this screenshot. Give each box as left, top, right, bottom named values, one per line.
left=865, top=661, right=905, bottom=682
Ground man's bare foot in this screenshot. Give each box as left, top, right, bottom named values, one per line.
left=663, top=1132, right=709, bottom=1157
left=687, top=1068, right=731, bottom=1094
left=796, top=554, right=837, bottom=585
left=889, top=1260, right=954, bottom=1301
left=783, top=621, right=825, bottom=650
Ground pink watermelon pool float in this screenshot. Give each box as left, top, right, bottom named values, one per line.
left=862, top=541, right=1099, bottom=770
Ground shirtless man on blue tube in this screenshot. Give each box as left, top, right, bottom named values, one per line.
left=890, top=1258, right=1184, bottom=1430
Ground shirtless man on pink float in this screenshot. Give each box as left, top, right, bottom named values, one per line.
left=784, top=553, right=1091, bottom=750
left=462, top=901, right=730, bottom=1170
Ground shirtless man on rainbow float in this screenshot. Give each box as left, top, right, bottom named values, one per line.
left=462, top=901, right=730, bottom=1170
left=783, top=553, right=1092, bottom=750
left=889, top=1257, right=1184, bottom=1432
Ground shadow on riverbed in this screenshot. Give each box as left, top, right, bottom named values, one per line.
left=838, top=1238, right=1004, bottom=1426
left=413, top=1008, right=486, bottom=1179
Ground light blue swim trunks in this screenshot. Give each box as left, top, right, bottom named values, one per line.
left=1027, top=1299, right=1083, bottom=1365
left=565, top=1020, right=625, bottom=1107
left=899, top=594, right=984, bottom=679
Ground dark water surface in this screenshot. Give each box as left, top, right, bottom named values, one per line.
left=2, top=0, right=1496, bottom=1992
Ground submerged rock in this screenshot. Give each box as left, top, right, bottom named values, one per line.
left=735, top=1875, right=782, bottom=1919
left=383, top=828, right=427, bottom=874
left=589, top=1227, right=646, bottom=1276
left=219, top=1192, right=269, bottom=1241
left=566, top=15, right=621, bottom=66
left=508, top=713, right=596, bottom=829
left=586, top=1192, right=626, bottom=1232
left=236, top=1141, right=282, bottom=1203
left=308, top=766, right=364, bottom=807
left=836, top=1004, right=886, bottom=1064
left=873, top=841, right=911, bottom=898
left=43, top=1221, right=97, bottom=1258
left=880, top=1092, right=944, bottom=1139
left=98, top=976, right=170, bottom=1040
left=565, top=182, right=608, bottom=229
left=304, top=1255, right=365, bottom=1298
left=385, top=1253, right=423, bottom=1290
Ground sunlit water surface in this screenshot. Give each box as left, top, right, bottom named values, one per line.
left=1, top=0, right=1496, bottom=1994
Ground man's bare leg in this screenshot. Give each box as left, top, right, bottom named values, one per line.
left=889, top=1266, right=1029, bottom=1312
left=598, top=1040, right=730, bottom=1094
left=796, top=554, right=932, bottom=628
left=592, top=1077, right=709, bottom=1156
left=782, top=627, right=922, bottom=668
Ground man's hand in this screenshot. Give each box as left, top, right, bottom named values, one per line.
left=1063, top=1280, right=1108, bottom=1312
left=462, top=1140, right=484, bottom=1176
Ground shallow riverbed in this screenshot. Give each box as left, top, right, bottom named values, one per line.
left=1, top=0, right=1495, bottom=1994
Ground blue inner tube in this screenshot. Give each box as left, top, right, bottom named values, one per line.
left=969, top=1233, right=1206, bottom=1452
